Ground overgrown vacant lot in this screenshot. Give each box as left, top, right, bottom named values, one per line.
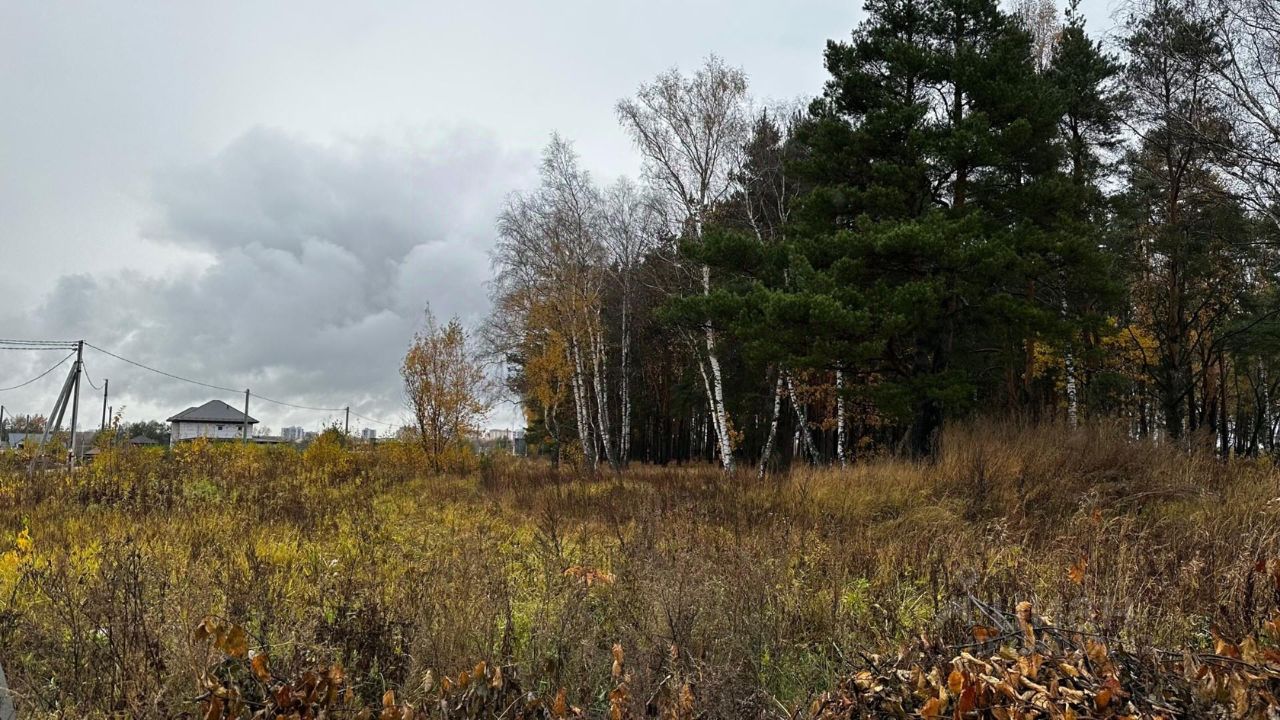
left=3, top=425, right=1280, bottom=718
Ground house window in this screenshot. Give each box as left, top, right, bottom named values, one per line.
left=217, top=425, right=224, bottom=431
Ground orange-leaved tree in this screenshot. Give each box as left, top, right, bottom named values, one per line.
left=401, top=310, right=490, bottom=469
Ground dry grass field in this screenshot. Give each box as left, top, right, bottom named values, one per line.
left=3, top=423, right=1280, bottom=718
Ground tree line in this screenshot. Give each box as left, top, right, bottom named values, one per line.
left=486, top=0, right=1280, bottom=471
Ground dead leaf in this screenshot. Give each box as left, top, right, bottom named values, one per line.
left=920, top=696, right=945, bottom=719
left=250, top=651, right=272, bottom=683
left=948, top=669, right=965, bottom=696
left=222, top=625, right=248, bottom=658
left=202, top=695, right=223, bottom=720
left=612, top=643, right=625, bottom=679
left=1068, top=557, right=1087, bottom=585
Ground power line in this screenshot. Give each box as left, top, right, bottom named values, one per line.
left=0, top=351, right=76, bottom=392
left=249, top=395, right=400, bottom=429
left=0, top=338, right=403, bottom=431
left=350, top=409, right=400, bottom=428
left=86, top=341, right=401, bottom=428
left=0, top=340, right=78, bottom=351
left=81, top=364, right=102, bottom=391
left=0, top=342, right=78, bottom=351
left=0, top=338, right=78, bottom=345
left=84, top=342, right=241, bottom=394
left=249, top=392, right=344, bottom=413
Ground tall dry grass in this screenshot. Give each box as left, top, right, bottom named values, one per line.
left=0, top=422, right=1277, bottom=717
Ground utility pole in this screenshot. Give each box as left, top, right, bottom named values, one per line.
left=0, top=405, right=5, bottom=446
left=69, top=340, right=83, bottom=469
left=101, top=378, right=109, bottom=431
left=243, top=389, right=250, bottom=444
left=345, top=406, right=350, bottom=437
left=32, top=365, right=75, bottom=474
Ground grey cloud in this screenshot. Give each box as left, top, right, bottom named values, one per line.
left=2, top=127, right=531, bottom=431
left=145, top=127, right=512, bottom=263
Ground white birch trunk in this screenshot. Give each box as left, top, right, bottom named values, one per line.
left=1062, top=295, right=1079, bottom=428
left=589, top=317, right=618, bottom=470
left=836, top=368, right=847, bottom=467
left=619, top=295, right=631, bottom=465
left=569, top=335, right=597, bottom=468
left=694, top=351, right=721, bottom=463
left=702, top=263, right=735, bottom=471
left=757, top=370, right=784, bottom=480
left=786, top=371, right=819, bottom=463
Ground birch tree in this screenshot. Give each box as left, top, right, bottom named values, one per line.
left=1201, top=0, right=1280, bottom=226
left=492, top=136, right=619, bottom=470
left=616, top=56, right=752, bottom=472
left=600, top=178, right=662, bottom=466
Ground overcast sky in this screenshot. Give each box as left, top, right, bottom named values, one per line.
left=0, top=0, right=1121, bottom=434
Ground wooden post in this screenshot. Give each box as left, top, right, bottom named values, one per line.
left=101, top=378, right=109, bottom=431
left=243, top=389, right=250, bottom=444
left=345, top=407, right=350, bottom=437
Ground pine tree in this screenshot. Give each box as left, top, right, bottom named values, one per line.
left=1118, top=0, right=1241, bottom=441
left=766, top=0, right=1109, bottom=456
left=1044, top=0, right=1128, bottom=422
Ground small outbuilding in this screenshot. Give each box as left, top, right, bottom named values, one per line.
left=167, top=400, right=257, bottom=447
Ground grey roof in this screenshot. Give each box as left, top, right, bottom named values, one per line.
left=2, top=432, right=39, bottom=445
left=129, top=435, right=160, bottom=445
left=166, top=400, right=258, bottom=425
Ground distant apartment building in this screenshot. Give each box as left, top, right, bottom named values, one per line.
left=361, top=428, right=377, bottom=441
left=478, top=428, right=526, bottom=455
left=281, top=426, right=306, bottom=442
left=484, top=428, right=524, bottom=443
